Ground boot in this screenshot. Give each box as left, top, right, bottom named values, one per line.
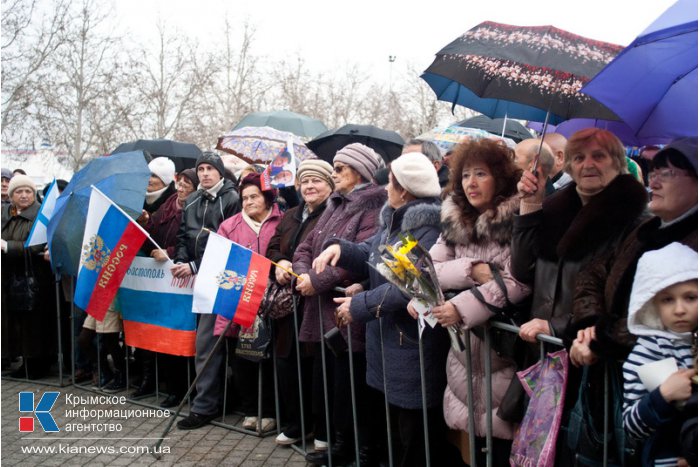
left=305, top=431, right=353, bottom=465
left=102, top=370, right=126, bottom=393
left=131, top=356, right=155, bottom=398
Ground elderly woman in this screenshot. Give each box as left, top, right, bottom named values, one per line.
left=1, top=175, right=57, bottom=378
left=293, top=143, right=386, bottom=465
left=312, top=152, right=454, bottom=466
left=214, top=173, right=283, bottom=433
left=266, top=159, right=335, bottom=446
left=512, top=128, right=649, bottom=465
left=419, top=139, right=529, bottom=467
left=570, top=137, right=698, bottom=364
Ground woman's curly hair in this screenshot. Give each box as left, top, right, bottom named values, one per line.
left=446, top=138, right=521, bottom=222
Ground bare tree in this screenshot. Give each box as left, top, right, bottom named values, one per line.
left=128, top=23, right=215, bottom=145
left=32, top=0, right=131, bottom=170
left=1, top=0, right=69, bottom=141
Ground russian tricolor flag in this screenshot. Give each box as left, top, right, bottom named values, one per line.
left=193, top=232, right=271, bottom=328
left=74, top=187, right=148, bottom=321
left=117, top=257, right=196, bottom=356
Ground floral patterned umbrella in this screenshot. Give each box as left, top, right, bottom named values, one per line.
left=417, top=125, right=515, bottom=152
left=216, top=126, right=317, bottom=164
left=421, top=21, right=624, bottom=122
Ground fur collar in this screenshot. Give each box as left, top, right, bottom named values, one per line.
left=327, top=184, right=387, bottom=216
left=440, top=194, right=520, bottom=246
left=379, top=198, right=442, bottom=233
left=539, top=174, right=649, bottom=260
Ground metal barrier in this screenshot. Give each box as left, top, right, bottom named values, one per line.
left=10, top=282, right=619, bottom=467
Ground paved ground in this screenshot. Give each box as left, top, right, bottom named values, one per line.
left=1, top=378, right=310, bottom=466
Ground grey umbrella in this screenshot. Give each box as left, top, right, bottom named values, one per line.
left=232, top=110, right=328, bottom=140
left=456, top=116, right=533, bottom=143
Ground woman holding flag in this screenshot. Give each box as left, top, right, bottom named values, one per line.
left=1, top=175, right=57, bottom=379
left=213, top=173, right=283, bottom=433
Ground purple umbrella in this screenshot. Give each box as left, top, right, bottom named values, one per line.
left=554, top=119, right=644, bottom=147
left=582, top=0, right=698, bottom=142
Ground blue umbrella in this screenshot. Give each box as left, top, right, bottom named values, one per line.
left=47, top=151, right=150, bottom=276
left=582, top=0, right=698, bottom=142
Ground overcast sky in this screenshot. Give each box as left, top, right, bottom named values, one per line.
left=113, top=0, right=678, bottom=79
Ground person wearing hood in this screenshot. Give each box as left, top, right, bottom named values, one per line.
left=293, top=142, right=387, bottom=466
left=622, top=243, right=697, bottom=467
left=174, top=151, right=240, bottom=431
left=571, top=137, right=698, bottom=366
left=312, top=152, right=458, bottom=466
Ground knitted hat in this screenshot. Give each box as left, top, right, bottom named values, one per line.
left=196, top=151, right=225, bottom=178
left=1, top=168, right=12, bottom=180
left=390, top=152, right=441, bottom=198
left=333, top=143, right=385, bottom=183
left=655, top=137, right=698, bottom=175
left=296, top=159, right=335, bottom=190
left=628, top=242, right=698, bottom=338
left=239, top=172, right=276, bottom=206
left=7, top=174, right=36, bottom=197
left=177, top=168, right=198, bottom=188
left=148, top=157, right=176, bottom=186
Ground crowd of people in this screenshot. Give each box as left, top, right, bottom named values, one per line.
left=1, top=129, right=697, bottom=467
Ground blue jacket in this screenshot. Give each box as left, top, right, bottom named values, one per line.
left=332, top=198, right=449, bottom=409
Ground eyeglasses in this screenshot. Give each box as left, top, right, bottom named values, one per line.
left=333, top=165, right=348, bottom=174
left=648, top=168, right=689, bottom=184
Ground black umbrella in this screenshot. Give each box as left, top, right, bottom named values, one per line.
left=112, top=139, right=203, bottom=172
left=306, top=124, right=404, bottom=164
left=456, top=116, right=533, bottom=143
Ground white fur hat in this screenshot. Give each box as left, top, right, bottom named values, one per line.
left=627, top=242, right=698, bottom=337
left=7, top=174, right=36, bottom=198
left=148, top=157, right=176, bottom=186
left=390, top=152, right=441, bottom=198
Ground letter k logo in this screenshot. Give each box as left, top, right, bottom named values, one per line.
left=19, top=391, right=60, bottom=432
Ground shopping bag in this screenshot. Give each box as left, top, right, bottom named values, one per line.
left=509, top=349, right=569, bottom=467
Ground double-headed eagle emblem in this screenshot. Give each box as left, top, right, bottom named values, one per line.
left=81, top=235, right=111, bottom=271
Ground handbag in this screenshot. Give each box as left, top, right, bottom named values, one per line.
left=509, top=349, right=569, bottom=467
left=9, top=249, right=40, bottom=313
left=259, top=279, right=294, bottom=320
left=469, top=263, right=530, bottom=361
left=234, top=314, right=272, bottom=362
left=470, top=263, right=532, bottom=422
left=565, top=363, right=630, bottom=467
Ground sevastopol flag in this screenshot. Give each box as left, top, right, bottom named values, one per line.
left=74, top=186, right=148, bottom=321
left=193, top=232, right=271, bottom=328
left=25, top=178, right=59, bottom=247
left=117, top=257, right=196, bottom=356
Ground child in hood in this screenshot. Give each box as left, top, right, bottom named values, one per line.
left=623, top=242, right=698, bottom=467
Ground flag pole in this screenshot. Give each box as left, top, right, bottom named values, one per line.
left=201, top=227, right=303, bottom=280
left=89, top=185, right=171, bottom=261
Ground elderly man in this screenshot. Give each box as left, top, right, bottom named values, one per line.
left=172, top=151, right=240, bottom=430
left=403, top=138, right=449, bottom=188
left=513, top=138, right=556, bottom=195
left=544, top=133, right=573, bottom=190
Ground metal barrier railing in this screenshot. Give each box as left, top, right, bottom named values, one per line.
left=7, top=280, right=617, bottom=467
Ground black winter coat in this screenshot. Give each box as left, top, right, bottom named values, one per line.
left=174, top=180, right=240, bottom=272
